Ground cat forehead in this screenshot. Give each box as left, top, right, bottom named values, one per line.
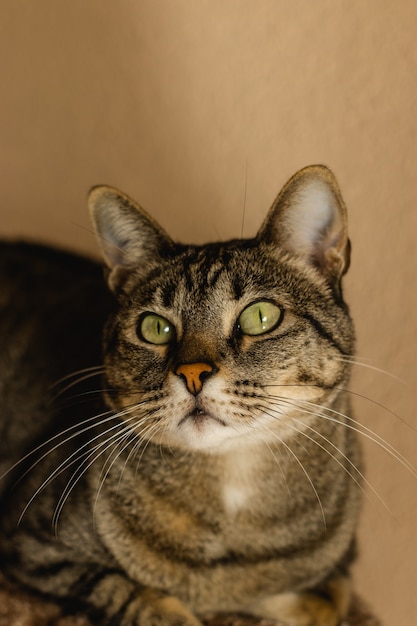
left=149, top=241, right=269, bottom=293
left=127, top=239, right=314, bottom=314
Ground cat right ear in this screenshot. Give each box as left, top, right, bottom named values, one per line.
left=257, top=165, right=351, bottom=282
left=88, top=185, right=173, bottom=293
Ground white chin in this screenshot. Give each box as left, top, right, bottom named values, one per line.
left=168, top=414, right=242, bottom=453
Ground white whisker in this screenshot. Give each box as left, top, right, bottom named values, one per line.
left=260, top=399, right=390, bottom=514
left=51, top=370, right=106, bottom=401
left=259, top=415, right=327, bottom=530
left=297, top=397, right=417, bottom=478
left=1, top=409, right=115, bottom=485
left=18, top=403, right=147, bottom=526
left=50, top=366, right=105, bottom=390
left=265, top=382, right=417, bottom=442
left=334, top=356, right=405, bottom=383
left=92, top=414, right=160, bottom=516
left=133, top=421, right=163, bottom=479
left=258, top=432, right=291, bottom=496
left=262, top=389, right=417, bottom=478
left=52, top=408, right=155, bottom=533
left=54, top=423, right=137, bottom=533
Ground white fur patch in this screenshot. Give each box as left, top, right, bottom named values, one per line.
left=289, top=181, right=338, bottom=255
left=222, top=447, right=260, bottom=515
left=223, top=483, right=253, bottom=515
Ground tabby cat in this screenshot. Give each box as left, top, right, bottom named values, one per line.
left=0, top=165, right=362, bottom=626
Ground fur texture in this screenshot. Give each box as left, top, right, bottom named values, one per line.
left=0, top=573, right=382, bottom=626
left=0, top=166, right=362, bottom=625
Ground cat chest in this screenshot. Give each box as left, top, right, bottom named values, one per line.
left=220, top=447, right=284, bottom=517
left=97, top=474, right=282, bottom=570
left=95, top=489, right=329, bottom=616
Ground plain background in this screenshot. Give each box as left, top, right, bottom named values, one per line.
left=1, top=1, right=416, bottom=623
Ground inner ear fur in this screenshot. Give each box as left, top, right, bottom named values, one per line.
left=88, top=185, right=173, bottom=293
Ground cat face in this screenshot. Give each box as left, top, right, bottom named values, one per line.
left=89, top=165, right=354, bottom=453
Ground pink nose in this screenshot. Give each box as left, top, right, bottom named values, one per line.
left=175, top=362, right=214, bottom=395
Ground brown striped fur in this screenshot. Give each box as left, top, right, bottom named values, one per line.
left=0, top=166, right=361, bottom=625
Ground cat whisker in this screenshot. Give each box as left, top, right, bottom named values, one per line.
left=50, top=388, right=119, bottom=412
left=56, top=423, right=140, bottom=534
left=19, top=414, right=132, bottom=527
left=53, top=433, right=128, bottom=534
left=51, top=369, right=107, bottom=402
left=263, top=390, right=417, bottom=478
left=259, top=399, right=390, bottom=514
left=0, top=408, right=116, bottom=485
left=265, top=382, right=403, bottom=422
left=240, top=157, right=248, bottom=239
left=14, top=396, right=157, bottom=488
left=52, top=409, right=156, bottom=533
left=19, top=403, right=149, bottom=526
left=112, top=418, right=169, bottom=506
left=301, top=420, right=390, bottom=514
left=50, top=365, right=105, bottom=390
left=92, top=414, right=160, bottom=518
left=295, top=396, right=417, bottom=478
left=133, top=420, right=164, bottom=479
left=55, top=403, right=165, bottom=530
left=259, top=416, right=327, bottom=530
left=115, top=433, right=145, bottom=492
left=265, top=380, right=417, bottom=441
left=341, top=383, right=417, bottom=434
left=333, top=355, right=405, bottom=384
left=257, top=431, right=291, bottom=497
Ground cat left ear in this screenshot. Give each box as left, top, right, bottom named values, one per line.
left=88, top=185, right=173, bottom=293
left=258, top=165, right=351, bottom=281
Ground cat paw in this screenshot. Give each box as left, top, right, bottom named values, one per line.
left=129, top=593, right=203, bottom=626
left=245, top=577, right=350, bottom=626
left=245, top=590, right=346, bottom=626
left=254, top=595, right=336, bottom=625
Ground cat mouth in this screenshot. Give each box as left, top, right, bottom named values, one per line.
left=179, top=408, right=227, bottom=429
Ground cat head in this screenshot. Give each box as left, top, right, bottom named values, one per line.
left=88, top=165, right=354, bottom=453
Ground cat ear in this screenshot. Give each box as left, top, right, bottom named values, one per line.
left=88, top=185, right=173, bottom=292
left=258, top=165, right=351, bottom=280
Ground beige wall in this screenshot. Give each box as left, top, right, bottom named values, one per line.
left=1, top=1, right=416, bottom=623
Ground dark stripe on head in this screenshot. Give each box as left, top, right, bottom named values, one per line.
left=232, top=276, right=243, bottom=300
left=160, top=281, right=176, bottom=308
left=207, top=266, right=223, bottom=288
left=303, top=313, right=348, bottom=356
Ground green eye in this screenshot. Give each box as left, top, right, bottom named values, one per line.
left=238, top=301, right=282, bottom=336
left=137, top=313, right=176, bottom=345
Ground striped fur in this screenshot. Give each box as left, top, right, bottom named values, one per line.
left=0, top=166, right=361, bottom=626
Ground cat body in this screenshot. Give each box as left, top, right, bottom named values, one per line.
left=0, top=166, right=362, bottom=626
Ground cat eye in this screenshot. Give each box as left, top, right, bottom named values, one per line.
left=238, top=301, right=282, bottom=336
left=137, top=313, right=176, bottom=345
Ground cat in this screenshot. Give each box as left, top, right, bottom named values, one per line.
left=0, top=165, right=362, bottom=626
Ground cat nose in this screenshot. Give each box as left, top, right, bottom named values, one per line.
left=175, top=362, right=215, bottom=395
